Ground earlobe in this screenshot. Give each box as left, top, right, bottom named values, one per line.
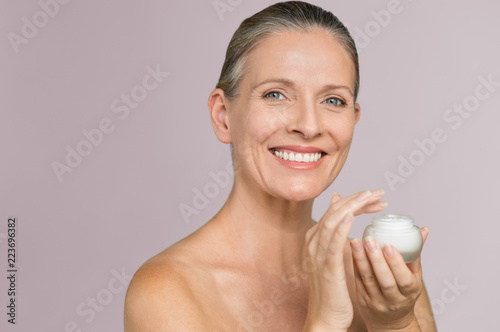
left=208, top=88, right=232, bottom=144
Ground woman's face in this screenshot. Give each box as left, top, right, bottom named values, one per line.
left=224, top=28, right=360, bottom=201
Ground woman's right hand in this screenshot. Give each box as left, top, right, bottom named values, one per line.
left=302, top=189, right=387, bottom=332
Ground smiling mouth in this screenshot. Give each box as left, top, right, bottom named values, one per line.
left=269, top=148, right=325, bottom=163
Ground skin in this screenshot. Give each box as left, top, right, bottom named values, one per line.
left=124, top=29, right=437, bottom=331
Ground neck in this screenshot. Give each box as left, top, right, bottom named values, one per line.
left=210, top=178, right=316, bottom=277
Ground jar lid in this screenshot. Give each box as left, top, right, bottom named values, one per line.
left=373, top=214, right=414, bottom=222
left=372, top=214, right=415, bottom=231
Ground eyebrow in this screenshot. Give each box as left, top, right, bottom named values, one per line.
left=252, top=78, right=354, bottom=97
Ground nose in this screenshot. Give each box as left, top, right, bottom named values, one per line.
left=287, top=98, right=324, bottom=139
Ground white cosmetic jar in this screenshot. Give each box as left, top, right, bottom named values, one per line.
left=363, top=214, right=423, bottom=263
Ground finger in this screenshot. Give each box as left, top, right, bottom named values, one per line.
left=350, top=238, right=383, bottom=299
left=406, top=254, right=423, bottom=276
left=327, top=189, right=384, bottom=214
left=305, top=224, right=321, bottom=270
left=317, top=213, right=354, bottom=267
left=306, top=224, right=318, bottom=245
left=354, top=201, right=388, bottom=216
left=362, top=237, right=402, bottom=300
left=318, top=192, right=376, bottom=250
left=318, top=191, right=370, bottom=244
left=406, top=227, right=429, bottom=275
left=318, top=190, right=384, bottom=254
left=330, top=192, right=342, bottom=205
left=351, top=247, right=370, bottom=303
left=322, top=190, right=384, bottom=225
left=315, top=189, right=385, bottom=263
left=382, top=244, right=422, bottom=297
left=420, top=226, right=430, bottom=244
left=304, top=229, right=320, bottom=275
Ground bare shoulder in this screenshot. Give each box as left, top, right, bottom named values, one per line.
left=124, top=238, right=214, bottom=331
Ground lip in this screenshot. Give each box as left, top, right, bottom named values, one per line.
left=268, top=145, right=326, bottom=170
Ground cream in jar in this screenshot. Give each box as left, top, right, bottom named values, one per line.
left=363, top=214, right=423, bottom=263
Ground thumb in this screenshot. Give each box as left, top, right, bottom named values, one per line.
left=330, top=192, right=342, bottom=205
left=406, top=227, right=430, bottom=275
left=420, top=226, right=430, bottom=244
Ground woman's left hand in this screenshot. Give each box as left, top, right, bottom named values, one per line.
left=350, top=227, right=429, bottom=331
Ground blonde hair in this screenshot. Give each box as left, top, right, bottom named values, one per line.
left=216, top=1, right=360, bottom=100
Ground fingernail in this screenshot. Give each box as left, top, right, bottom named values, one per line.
left=378, top=201, right=389, bottom=208
left=332, top=192, right=340, bottom=196
left=383, top=244, right=394, bottom=258
left=350, top=238, right=363, bottom=252
left=364, top=236, right=377, bottom=252
left=342, top=214, right=353, bottom=224
left=356, top=190, right=372, bottom=201
left=423, top=226, right=430, bottom=233
left=373, top=189, right=385, bottom=196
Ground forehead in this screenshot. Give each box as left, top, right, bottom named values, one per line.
left=242, top=29, right=356, bottom=94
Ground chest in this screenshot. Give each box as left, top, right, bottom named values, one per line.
left=199, top=256, right=367, bottom=331
left=208, top=270, right=309, bottom=332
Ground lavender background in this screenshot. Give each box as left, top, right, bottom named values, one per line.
left=1, top=0, right=498, bottom=330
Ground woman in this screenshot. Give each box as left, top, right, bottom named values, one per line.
left=124, top=2, right=437, bottom=331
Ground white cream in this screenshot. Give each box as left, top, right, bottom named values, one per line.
left=363, top=214, right=423, bottom=263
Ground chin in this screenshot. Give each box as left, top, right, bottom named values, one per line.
left=272, top=182, right=325, bottom=202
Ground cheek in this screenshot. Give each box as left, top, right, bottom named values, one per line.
left=244, top=107, right=282, bottom=143
left=228, top=104, right=277, bottom=159
left=326, top=116, right=356, bottom=146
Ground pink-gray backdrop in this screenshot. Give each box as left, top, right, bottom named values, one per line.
left=2, top=0, right=498, bottom=330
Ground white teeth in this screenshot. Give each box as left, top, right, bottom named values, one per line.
left=272, top=150, right=322, bottom=163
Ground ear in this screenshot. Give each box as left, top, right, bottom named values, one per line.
left=208, top=88, right=232, bottom=144
left=354, top=102, right=361, bottom=125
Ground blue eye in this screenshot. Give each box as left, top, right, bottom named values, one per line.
left=324, top=97, right=345, bottom=106
left=264, top=91, right=285, bottom=100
